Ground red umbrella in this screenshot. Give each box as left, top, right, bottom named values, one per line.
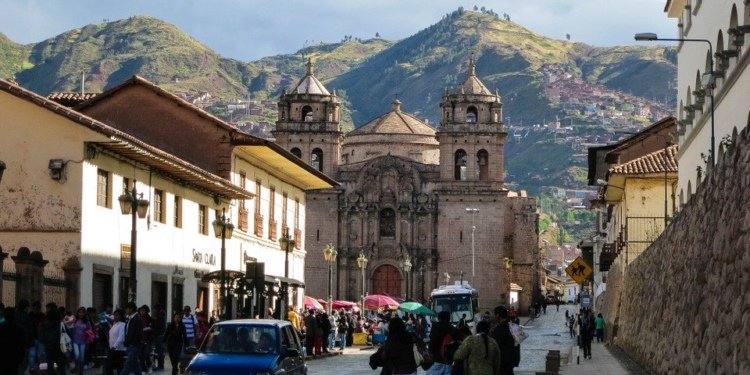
left=364, top=295, right=400, bottom=311
left=304, top=296, right=325, bottom=311
left=317, top=298, right=328, bottom=305
left=332, top=300, right=357, bottom=310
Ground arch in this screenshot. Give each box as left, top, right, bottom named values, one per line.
left=466, top=106, right=478, bottom=123
left=311, top=148, right=323, bottom=171
left=371, top=264, right=402, bottom=297
left=476, top=149, right=489, bottom=181
left=281, top=110, right=286, bottom=120
left=379, top=208, right=396, bottom=237
left=454, top=149, right=467, bottom=180
left=290, top=147, right=302, bottom=158
left=302, top=105, right=313, bottom=122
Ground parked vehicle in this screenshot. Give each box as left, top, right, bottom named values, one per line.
left=186, top=319, right=306, bottom=375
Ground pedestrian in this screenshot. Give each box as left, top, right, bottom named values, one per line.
left=383, top=317, right=418, bottom=375
left=151, top=304, right=167, bottom=371
left=28, top=301, right=47, bottom=374
left=138, top=305, right=154, bottom=374
left=595, top=313, right=605, bottom=343
left=345, top=311, right=354, bottom=348
left=163, top=313, right=187, bottom=375
left=579, top=310, right=594, bottom=359
left=70, top=307, right=93, bottom=374
left=426, top=310, right=463, bottom=375
left=568, top=314, right=575, bottom=338
left=337, top=309, right=349, bottom=351
left=490, top=306, right=520, bottom=375
left=0, top=305, right=27, bottom=375
left=97, top=304, right=114, bottom=371
left=107, top=309, right=126, bottom=375
left=119, top=302, right=143, bottom=375
left=317, top=312, right=331, bottom=353
left=542, top=299, right=548, bottom=315
left=555, top=298, right=560, bottom=312
left=180, top=306, right=198, bottom=351
left=303, top=309, right=318, bottom=356
left=328, top=312, right=337, bottom=349
left=208, top=310, right=219, bottom=326
left=453, top=320, right=501, bottom=375
left=86, top=307, right=99, bottom=369
left=40, top=303, right=67, bottom=375
left=15, top=299, right=34, bottom=375
left=287, top=306, right=300, bottom=332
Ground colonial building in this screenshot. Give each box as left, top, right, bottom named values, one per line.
left=0, top=77, right=336, bottom=316
left=273, top=59, right=540, bottom=313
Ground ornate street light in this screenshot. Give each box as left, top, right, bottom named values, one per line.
left=278, top=229, right=295, bottom=315
left=356, top=252, right=368, bottom=307
left=213, top=208, right=235, bottom=319
left=118, top=179, right=150, bottom=303
left=402, top=254, right=412, bottom=300
left=323, top=243, right=337, bottom=315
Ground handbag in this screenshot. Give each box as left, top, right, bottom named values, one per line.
left=60, top=323, right=72, bottom=354
left=412, top=343, right=423, bottom=366
left=85, top=327, right=96, bottom=344
left=509, top=322, right=528, bottom=346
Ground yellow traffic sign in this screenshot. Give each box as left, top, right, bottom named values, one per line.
left=565, top=256, right=592, bottom=284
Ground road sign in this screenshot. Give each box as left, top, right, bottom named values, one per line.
left=565, top=256, right=592, bottom=284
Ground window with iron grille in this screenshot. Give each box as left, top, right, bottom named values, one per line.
left=154, top=189, right=164, bottom=223
left=97, top=169, right=109, bottom=207
left=174, top=195, right=182, bottom=228
left=199, top=204, right=207, bottom=235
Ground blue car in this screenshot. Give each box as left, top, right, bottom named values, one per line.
left=186, top=319, right=307, bottom=375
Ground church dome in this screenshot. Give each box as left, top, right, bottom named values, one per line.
left=347, top=100, right=436, bottom=137
left=453, top=58, right=493, bottom=96
left=291, top=58, right=330, bottom=95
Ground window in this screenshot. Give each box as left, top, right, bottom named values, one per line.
left=238, top=172, right=248, bottom=232
left=269, top=186, right=277, bottom=240
left=174, top=196, right=182, bottom=228
left=96, top=169, right=110, bottom=207
left=199, top=204, right=208, bottom=235
left=454, top=150, right=467, bottom=181
left=154, top=189, right=165, bottom=223
left=254, top=179, right=263, bottom=237
left=379, top=208, right=396, bottom=237
left=476, top=150, right=489, bottom=181
left=282, top=192, right=288, bottom=232
left=291, top=148, right=302, bottom=158
left=466, top=106, right=478, bottom=123
left=311, top=148, right=324, bottom=172
left=302, top=105, right=313, bottom=121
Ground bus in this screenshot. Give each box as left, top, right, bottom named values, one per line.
left=429, top=284, right=479, bottom=325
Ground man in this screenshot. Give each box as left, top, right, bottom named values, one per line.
left=150, top=304, right=166, bottom=371
left=120, top=302, right=143, bottom=375
left=490, top=306, right=520, bottom=375
left=181, top=306, right=198, bottom=351
left=579, top=310, right=594, bottom=359
left=15, top=299, right=33, bottom=375
left=303, top=309, right=318, bottom=356
left=426, top=310, right=463, bottom=375
left=28, top=301, right=46, bottom=374
left=287, top=306, right=300, bottom=332
left=337, top=309, right=348, bottom=351
left=97, top=304, right=114, bottom=371
left=0, top=306, right=27, bottom=375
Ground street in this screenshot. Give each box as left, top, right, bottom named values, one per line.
left=306, top=305, right=579, bottom=375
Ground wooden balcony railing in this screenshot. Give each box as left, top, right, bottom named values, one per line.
left=254, top=214, right=264, bottom=237
left=238, top=209, right=249, bottom=232
left=269, top=220, right=278, bottom=241
left=294, top=228, right=302, bottom=249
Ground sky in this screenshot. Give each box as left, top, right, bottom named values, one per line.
left=1, top=0, right=676, bottom=62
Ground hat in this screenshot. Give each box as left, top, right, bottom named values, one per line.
left=139, top=305, right=150, bottom=313
left=183, top=305, right=191, bottom=311
left=494, top=305, right=508, bottom=318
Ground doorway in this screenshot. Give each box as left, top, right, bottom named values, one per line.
left=371, top=265, right=402, bottom=297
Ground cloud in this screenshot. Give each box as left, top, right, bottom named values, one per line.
left=0, top=0, right=676, bottom=61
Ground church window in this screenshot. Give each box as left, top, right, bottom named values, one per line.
left=302, top=105, right=313, bottom=121
left=454, top=150, right=467, bottom=181
left=281, top=110, right=286, bottom=120
left=467, top=106, right=478, bottom=123
left=476, top=150, right=489, bottom=181
left=311, top=148, right=324, bottom=172
left=379, top=208, right=396, bottom=237
left=291, top=148, right=302, bottom=158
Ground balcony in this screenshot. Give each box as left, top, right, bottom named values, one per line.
left=599, top=243, right=616, bottom=272
left=269, top=220, right=278, bottom=241
left=238, top=209, right=249, bottom=232
left=254, top=214, right=264, bottom=237
left=294, top=228, right=302, bottom=249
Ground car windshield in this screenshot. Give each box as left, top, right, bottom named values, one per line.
left=201, top=324, right=278, bottom=354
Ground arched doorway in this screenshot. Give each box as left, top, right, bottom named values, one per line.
left=371, top=264, right=402, bottom=297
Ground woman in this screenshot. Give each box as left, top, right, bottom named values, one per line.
left=164, top=313, right=187, bottom=375
left=453, top=320, right=501, bottom=375
left=70, top=307, right=92, bottom=374
left=383, top=317, right=418, bottom=375
left=595, top=313, right=605, bottom=343
left=41, top=305, right=67, bottom=375
left=317, top=312, right=331, bottom=353
left=106, top=309, right=126, bottom=375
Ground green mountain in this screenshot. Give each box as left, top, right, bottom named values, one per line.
left=0, top=32, right=28, bottom=80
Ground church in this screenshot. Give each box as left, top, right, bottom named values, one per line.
left=272, top=58, right=540, bottom=313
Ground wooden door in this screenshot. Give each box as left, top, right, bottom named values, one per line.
left=371, top=265, right=402, bottom=297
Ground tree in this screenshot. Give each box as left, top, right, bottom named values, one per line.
left=473, top=5, right=478, bottom=11
left=566, top=33, right=571, bottom=41
left=376, top=32, right=380, bottom=38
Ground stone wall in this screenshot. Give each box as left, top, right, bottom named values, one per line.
left=610, top=126, right=750, bottom=374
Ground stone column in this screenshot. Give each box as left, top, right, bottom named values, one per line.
left=63, top=257, right=83, bottom=310
left=12, top=247, right=36, bottom=304
left=28, top=251, right=49, bottom=304
left=0, top=246, right=7, bottom=302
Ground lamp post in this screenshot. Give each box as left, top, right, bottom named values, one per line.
left=402, top=254, right=412, bottom=300
left=465, top=208, right=479, bottom=285
left=212, top=208, right=235, bottom=319
left=634, top=32, right=715, bottom=167
left=356, top=252, right=368, bottom=307
left=504, top=257, right=513, bottom=305
left=323, top=243, right=337, bottom=315
left=278, top=229, right=295, bottom=315
left=118, top=179, right=150, bottom=303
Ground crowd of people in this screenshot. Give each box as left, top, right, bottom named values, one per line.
left=566, top=308, right=605, bottom=360
left=0, top=300, right=221, bottom=375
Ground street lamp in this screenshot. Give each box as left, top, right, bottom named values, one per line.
left=356, top=252, right=368, bottom=307
left=634, top=32, right=716, bottom=167
left=213, top=208, right=235, bottom=319
left=118, top=179, right=150, bottom=303
left=0, top=159, right=6, bottom=184
left=278, top=229, right=296, bottom=279
left=465, top=208, right=479, bottom=285
left=402, top=254, right=412, bottom=300
left=322, top=243, right=337, bottom=315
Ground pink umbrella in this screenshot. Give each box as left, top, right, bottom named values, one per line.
left=332, top=300, right=357, bottom=310
left=364, top=295, right=400, bottom=311
left=304, top=296, right=325, bottom=311
left=317, top=298, right=328, bottom=305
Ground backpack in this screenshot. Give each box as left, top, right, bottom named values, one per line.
left=440, top=333, right=461, bottom=363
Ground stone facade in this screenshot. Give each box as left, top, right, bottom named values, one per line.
left=604, top=125, right=750, bottom=374
left=273, top=59, right=540, bottom=314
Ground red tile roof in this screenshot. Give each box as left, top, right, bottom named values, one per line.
left=609, top=144, right=678, bottom=174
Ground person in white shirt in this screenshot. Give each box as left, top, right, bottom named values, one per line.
left=107, top=309, right=126, bottom=375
